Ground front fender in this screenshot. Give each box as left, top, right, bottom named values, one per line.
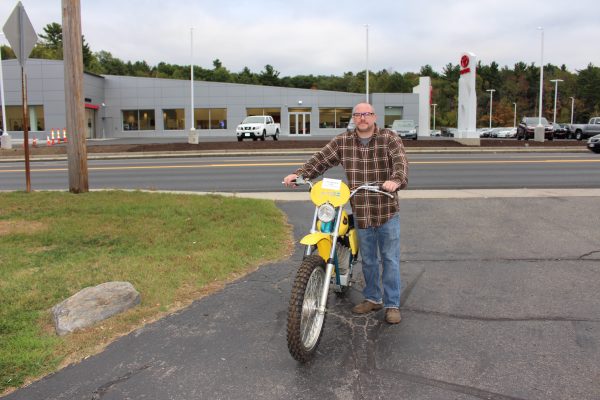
left=300, top=233, right=332, bottom=262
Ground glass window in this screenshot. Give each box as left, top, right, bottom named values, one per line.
left=194, top=108, right=227, bottom=129
left=163, top=108, right=185, bottom=130
left=246, top=108, right=281, bottom=123
left=139, top=110, right=155, bottom=130
left=122, top=110, right=137, bottom=131
left=122, top=109, right=155, bottom=131
left=0, top=105, right=45, bottom=131
left=318, top=107, right=352, bottom=128
left=384, top=106, right=403, bottom=128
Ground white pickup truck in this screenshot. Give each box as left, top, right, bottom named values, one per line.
left=236, top=115, right=280, bottom=141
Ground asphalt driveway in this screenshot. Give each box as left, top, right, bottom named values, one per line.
left=5, top=195, right=600, bottom=400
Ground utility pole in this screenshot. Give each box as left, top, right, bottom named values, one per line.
left=62, top=0, right=88, bottom=193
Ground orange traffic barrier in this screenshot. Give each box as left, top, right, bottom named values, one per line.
left=51, top=129, right=56, bottom=145
left=62, top=129, right=68, bottom=143
left=46, top=135, right=52, bottom=146
left=32, top=137, right=38, bottom=147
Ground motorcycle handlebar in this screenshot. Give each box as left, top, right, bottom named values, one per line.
left=352, top=184, right=395, bottom=199
left=282, top=178, right=394, bottom=198
left=281, top=176, right=313, bottom=188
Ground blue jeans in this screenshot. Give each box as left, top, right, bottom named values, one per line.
left=356, top=214, right=401, bottom=308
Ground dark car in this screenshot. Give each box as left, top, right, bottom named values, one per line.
left=516, top=117, right=554, bottom=140
left=552, top=123, right=570, bottom=139
left=587, top=134, right=600, bottom=153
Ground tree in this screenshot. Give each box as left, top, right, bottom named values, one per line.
left=419, top=64, right=438, bottom=78
left=234, top=66, right=259, bottom=84
left=95, top=51, right=128, bottom=75
left=39, top=22, right=63, bottom=49
left=0, top=45, right=15, bottom=59
left=575, top=64, right=600, bottom=122
left=34, top=22, right=95, bottom=69
left=259, top=64, right=280, bottom=86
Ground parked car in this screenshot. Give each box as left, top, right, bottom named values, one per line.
left=587, top=134, right=600, bottom=153
left=567, top=117, right=600, bottom=141
left=552, top=123, right=570, bottom=139
left=489, top=127, right=506, bottom=138
left=516, top=117, right=554, bottom=140
left=441, top=127, right=457, bottom=137
left=478, top=128, right=492, bottom=138
left=496, top=127, right=517, bottom=138
left=391, top=120, right=418, bottom=140
left=430, top=129, right=441, bottom=137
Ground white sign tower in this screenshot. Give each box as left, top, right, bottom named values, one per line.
left=457, top=52, right=479, bottom=145
left=412, top=76, right=431, bottom=138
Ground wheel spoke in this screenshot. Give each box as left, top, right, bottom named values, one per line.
left=300, top=267, right=325, bottom=349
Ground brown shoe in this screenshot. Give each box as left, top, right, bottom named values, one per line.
left=385, top=308, right=401, bottom=324
left=352, top=300, right=383, bottom=314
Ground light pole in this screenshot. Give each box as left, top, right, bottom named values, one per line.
left=550, top=78, right=563, bottom=124
left=431, top=103, right=437, bottom=131
left=101, top=103, right=106, bottom=139
left=190, top=27, right=195, bottom=132
left=537, top=27, right=544, bottom=126
left=0, top=33, right=7, bottom=136
left=513, top=102, right=517, bottom=127
left=364, top=24, right=369, bottom=103
left=569, top=96, right=575, bottom=124
left=486, top=89, right=495, bottom=129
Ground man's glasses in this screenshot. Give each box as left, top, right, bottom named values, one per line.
left=352, top=112, right=375, bottom=118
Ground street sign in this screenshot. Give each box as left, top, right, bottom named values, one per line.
left=3, top=1, right=38, bottom=67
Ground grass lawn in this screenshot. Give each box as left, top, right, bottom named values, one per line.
left=0, top=190, right=292, bottom=393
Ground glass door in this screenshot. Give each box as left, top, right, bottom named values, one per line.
left=289, top=112, right=311, bottom=135
left=85, top=108, right=96, bottom=138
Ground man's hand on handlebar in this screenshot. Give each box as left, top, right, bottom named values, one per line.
left=381, top=180, right=400, bottom=193
left=283, top=174, right=299, bottom=188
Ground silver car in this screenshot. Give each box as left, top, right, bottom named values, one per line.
left=587, top=134, right=600, bottom=153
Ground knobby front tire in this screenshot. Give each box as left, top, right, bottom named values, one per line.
left=287, top=255, right=327, bottom=363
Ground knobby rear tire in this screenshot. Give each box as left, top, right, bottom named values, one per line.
left=334, top=244, right=352, bottom=297
left=287, top=255, right=327, bottom=363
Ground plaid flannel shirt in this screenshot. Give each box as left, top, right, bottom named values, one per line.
left=295, top=126, right=408, bottom=229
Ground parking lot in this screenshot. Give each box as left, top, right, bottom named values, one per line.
left=5, top=191, right=599, bottom=400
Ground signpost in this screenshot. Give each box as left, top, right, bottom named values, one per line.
left=3, top=1, right=38, bottom=192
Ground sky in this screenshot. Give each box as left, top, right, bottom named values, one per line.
left=1, top=0, right=598, bottom=77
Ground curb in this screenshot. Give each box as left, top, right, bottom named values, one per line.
left=0, top=146, right=591, bottom=163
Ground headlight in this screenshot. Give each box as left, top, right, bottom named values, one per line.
left=317, top=203, right=336, bottom=223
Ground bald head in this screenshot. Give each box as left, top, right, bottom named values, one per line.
left=352, top=103, right=374, bottom=114
left=352, top=103, right=377, bottom=137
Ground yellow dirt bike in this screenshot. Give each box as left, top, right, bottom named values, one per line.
left=285, top=177, right=393, bottom=363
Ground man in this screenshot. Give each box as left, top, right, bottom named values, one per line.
left=283, top=102, right=408, bottom=324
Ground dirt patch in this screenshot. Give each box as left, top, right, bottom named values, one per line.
left=0, top=220, right=47, bottom=236
left=0, top=138, right=589, bottom=157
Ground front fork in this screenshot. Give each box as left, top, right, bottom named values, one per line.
left=317, top=207, right=345, bottom=315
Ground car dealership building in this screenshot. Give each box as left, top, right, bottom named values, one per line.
left=0, top=59, right=430, bottom=140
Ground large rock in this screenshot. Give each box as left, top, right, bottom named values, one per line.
left=52, top=281, right=141, bottom=336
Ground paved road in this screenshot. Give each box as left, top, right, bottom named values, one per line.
left=2, top=153, right=600, bottom=191
left=5, top=192, right=599, bottom=400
